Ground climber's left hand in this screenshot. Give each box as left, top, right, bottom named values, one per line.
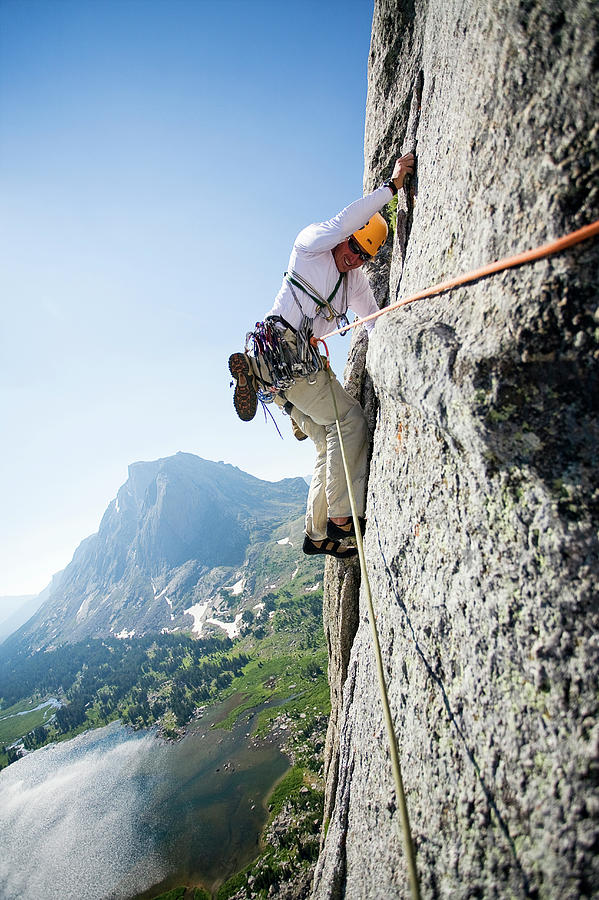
left=391, top=153, right=415, bottom=190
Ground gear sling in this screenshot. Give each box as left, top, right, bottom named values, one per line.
left=244, top=269, right=349, bottom=402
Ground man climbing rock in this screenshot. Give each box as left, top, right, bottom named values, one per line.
left=230, top=153, right=414, bottom=559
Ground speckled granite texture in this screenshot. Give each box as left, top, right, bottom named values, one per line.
left=313, top=1, right=598, bottom=897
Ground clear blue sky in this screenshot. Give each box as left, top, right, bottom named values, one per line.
left=0, top=0, right=378, bottom=596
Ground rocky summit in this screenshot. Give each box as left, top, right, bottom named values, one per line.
left=313, top=1, right=598, bottom=899
left=4, top=453, right=310, bottom=653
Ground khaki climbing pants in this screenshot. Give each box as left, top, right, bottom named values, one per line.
left=282, top=369, right=368, bottom=540
left=248, top=327, right=368, bottom=541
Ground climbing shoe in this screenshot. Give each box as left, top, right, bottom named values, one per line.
left=302, top=535, right=358, bottom=560
left=229, top=352, right=257, bottom=422
left=326, top=517, right=366, bottom=541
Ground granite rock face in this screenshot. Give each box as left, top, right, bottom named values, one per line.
left=314, top=1, right=598, bottom=898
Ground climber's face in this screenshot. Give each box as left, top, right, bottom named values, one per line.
left=332, top=238, right=368, bottom=273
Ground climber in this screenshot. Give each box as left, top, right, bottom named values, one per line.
left=229, top=153, right=415, bottom=559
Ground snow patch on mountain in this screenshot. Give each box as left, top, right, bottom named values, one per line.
left=207, top=613, right=243, bottom=639
left=184, top=602, right=210, bottom=636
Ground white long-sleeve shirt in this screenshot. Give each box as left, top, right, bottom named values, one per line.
left=266, top=184, right=393, bottom=338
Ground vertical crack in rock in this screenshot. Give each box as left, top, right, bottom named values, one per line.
left=313, top=666, right=358, bottom=900
left=321, top=558, right=361, bottom=835
left=394, top=69, right=424, bottom=289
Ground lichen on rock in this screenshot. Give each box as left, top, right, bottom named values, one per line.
left=313, top=1, right=599, bottom=898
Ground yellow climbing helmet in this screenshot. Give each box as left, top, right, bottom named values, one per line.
left=352, top=212, right=389, bottom=257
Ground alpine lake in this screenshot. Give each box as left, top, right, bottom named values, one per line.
left=0, top=692, right=293, bottom=899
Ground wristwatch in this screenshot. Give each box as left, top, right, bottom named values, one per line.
left=384, top=179, right=398, bottom=196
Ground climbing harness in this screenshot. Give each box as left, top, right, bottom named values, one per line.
left=243, top=267, right=350, bottom=405
left=237, top=269, right=352, bottom=424
left=321, top=218, right=599, bottom=339
left=314, top=335, right=421, bottom=900
left=286, top=268, right=350, bottom=333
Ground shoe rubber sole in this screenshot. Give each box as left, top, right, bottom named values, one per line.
left=229, top=353, right=258, bottom=422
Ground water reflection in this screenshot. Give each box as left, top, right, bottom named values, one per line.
left=0, top=704, right=288, bottom=899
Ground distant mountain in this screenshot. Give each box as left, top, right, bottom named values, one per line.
left=0, top=573, right=65, bottom=644
left=0, top=595, right=34, bottom=625
left=0, top=596, right=34, bottom=642
left=0, top=596, right=38, bottom=643
left=2, top=453, right=314, bottom=654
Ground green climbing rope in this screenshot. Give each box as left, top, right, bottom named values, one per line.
left=323, top=359, right=421, bottom=900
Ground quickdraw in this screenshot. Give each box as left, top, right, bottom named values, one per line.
left=244, top=317, right=323, bottom=403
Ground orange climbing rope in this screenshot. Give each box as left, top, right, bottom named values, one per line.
left=322, top=218, right=599, bottom=340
